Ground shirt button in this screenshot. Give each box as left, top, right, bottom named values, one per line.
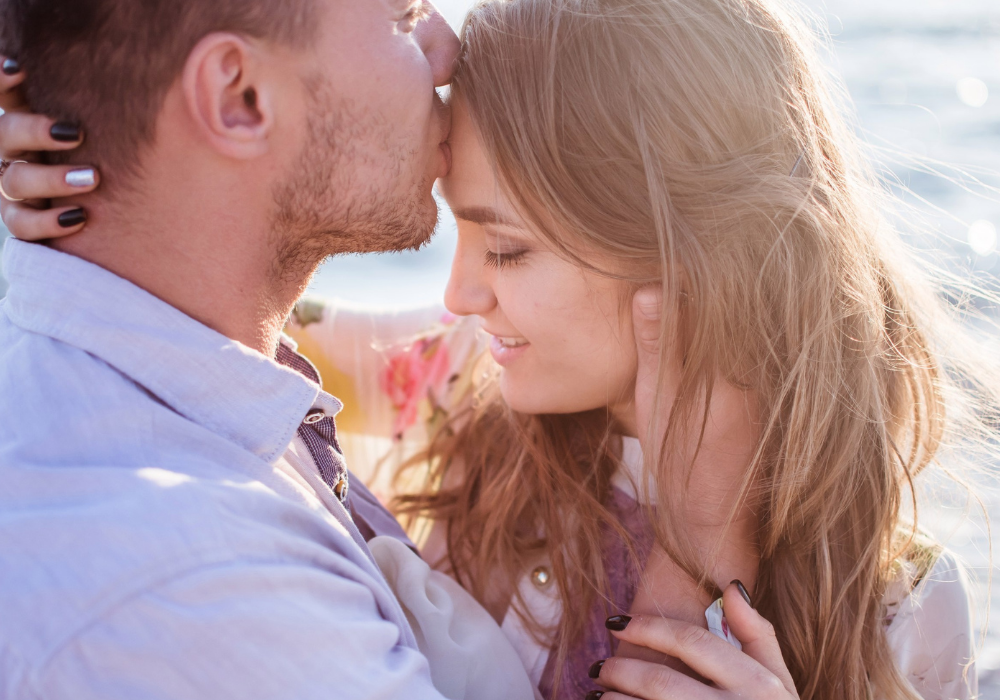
left=303, top=409, right=325, bottom=425
left=333, top=479, right=348, bottom=502
left=531, top=566, right=552, bottom=588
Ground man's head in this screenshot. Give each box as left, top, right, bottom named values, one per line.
left=0, top=0, right=457, bottom=266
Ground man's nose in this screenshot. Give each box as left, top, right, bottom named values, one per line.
left=415, top=3, right=461, bottom=88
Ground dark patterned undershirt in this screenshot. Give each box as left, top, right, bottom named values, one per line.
left=538, top=488, right=657, bottom=700
left=275, top=341, right=415, bottom=549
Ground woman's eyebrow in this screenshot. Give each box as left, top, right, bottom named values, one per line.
left=451, top=206, right=525, bottom=229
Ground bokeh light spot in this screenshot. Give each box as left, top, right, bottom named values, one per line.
left=957, top=77, right=989, bottom=108
left=968, top=220, right=998, bottom=256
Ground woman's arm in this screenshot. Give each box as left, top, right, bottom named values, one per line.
left=286, top=297, right=485, bottom=440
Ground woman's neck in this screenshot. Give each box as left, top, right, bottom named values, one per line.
left=618, top=377, right=761, bottom=666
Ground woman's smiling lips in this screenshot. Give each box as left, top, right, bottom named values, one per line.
left=488, top=333, right=530, bottom=366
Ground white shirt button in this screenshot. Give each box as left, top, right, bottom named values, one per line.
left=303, top=409, right=325, bottom=425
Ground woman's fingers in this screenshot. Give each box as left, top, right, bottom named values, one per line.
left=0, top=160, right=100, bottom=239
left=604, top=614, right=769, bottom=692
left=592, top=655, right=717, bottom=700
left=0, top=111, right=83, bottom=157
left=1, top=161, right=99, bottom=201
left=0, top=201, right=87, bottom=240
left=0, top=56, right=95, bottom=240
left=0, top=59, right=27, bottom=111
left=720, top=584, right=798, bottom=695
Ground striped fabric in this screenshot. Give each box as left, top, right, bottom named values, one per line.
left=275, top=341, right=351, bottom=506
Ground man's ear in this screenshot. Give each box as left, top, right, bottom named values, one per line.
left=181, top=33, right=274, bottom=159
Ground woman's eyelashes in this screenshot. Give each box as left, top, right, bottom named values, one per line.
left=483, top=248, right=528, bottom=270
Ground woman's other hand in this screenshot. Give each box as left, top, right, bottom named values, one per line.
left=0, top=56, right=99, bottom=240
left=588, top=583, right=799, bottom=700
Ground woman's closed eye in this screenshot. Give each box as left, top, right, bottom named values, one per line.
left=484, top=249, right=528, bottom=270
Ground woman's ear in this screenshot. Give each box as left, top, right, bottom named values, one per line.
left=181, top=33, right=274, bottom=159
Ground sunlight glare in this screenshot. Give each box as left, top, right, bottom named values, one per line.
left=957, top=77, right=989, bottom=108
left=967, top=220, right=998, bottom=256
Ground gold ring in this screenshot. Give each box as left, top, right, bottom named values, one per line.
left=0, top=160, right=28, bottom=202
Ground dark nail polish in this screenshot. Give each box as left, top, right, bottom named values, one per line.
left=2, top=58, right=20, bottom=75
left=584, top=692, right=604, bottom=700
left=57, top=208, right=86, bottom=228
left=587, top=660, right=605, bottom=679
left=605, top=615, right=631, bottom=631
left=732, top=579, right=754, bottom=608
left=50, top=122, right=81, bottom=142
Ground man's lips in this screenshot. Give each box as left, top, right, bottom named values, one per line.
left=435, top=95, right=453, bottom=177
left=436, top=91, right=453, bottom=140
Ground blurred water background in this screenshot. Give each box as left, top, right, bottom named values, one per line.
left=1, top=0, right=998, bottom=690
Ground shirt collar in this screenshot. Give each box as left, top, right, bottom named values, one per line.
left=2, top=239, right=339, bottom=463
left=611, top=436, right=657, bottom=505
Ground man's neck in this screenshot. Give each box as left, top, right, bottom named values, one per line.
left=52, top=193, right=316, bottom=357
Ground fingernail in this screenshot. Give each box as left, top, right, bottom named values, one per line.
left=584, top=692, right=604, bottom=700
left=66, top=168, right=96, bottom=188
left=57, top=208, right=87, bottom=228
left=587, top=660, right=605, bottom=679
left=605, top=614, right=631, bottom=631
left=2, top=58, right=20, bottom=75
left=50, top=122, right=82, bottom=142
left=732, top=579, right=754, bottom=608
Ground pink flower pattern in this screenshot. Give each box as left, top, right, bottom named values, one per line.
left=380, top=334, right=452, bottom=439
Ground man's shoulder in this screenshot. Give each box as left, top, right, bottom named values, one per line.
left=0, top=451, right=378, bottom=673
left=0, top=313, right=223, bottom=467
left=0, top=315, right=149, bottom=443
left=0, top=321, right=370, bottom=670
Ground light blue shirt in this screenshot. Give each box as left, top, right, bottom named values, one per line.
left=0, top=239, right=443, bottom=700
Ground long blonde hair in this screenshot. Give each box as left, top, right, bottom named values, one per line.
left=395, top=1, right=998, bottom=698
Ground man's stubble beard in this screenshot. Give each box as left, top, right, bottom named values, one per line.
left=269, top=79, right=440, bottom=285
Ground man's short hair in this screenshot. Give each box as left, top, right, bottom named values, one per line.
left=0, top=0, right=318, bottom=185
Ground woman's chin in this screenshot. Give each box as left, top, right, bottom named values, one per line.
left=500, top=374, right=553, bottom=415
left=499, top=373, right=602, bottom=416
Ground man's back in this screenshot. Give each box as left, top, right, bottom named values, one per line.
left=0, top=239, right=438, bottom=700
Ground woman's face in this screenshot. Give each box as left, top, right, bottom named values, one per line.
left=439, top=99, right=638, bottom=429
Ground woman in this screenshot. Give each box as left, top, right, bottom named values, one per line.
left=0, top=0, right=992, bottom=698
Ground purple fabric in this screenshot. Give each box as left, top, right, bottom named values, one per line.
left=275, top=341, right=416, bottom=551
left=538, top=488, right=656, bottom=700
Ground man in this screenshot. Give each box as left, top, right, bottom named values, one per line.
left=0, top=0, right=462, bottom=697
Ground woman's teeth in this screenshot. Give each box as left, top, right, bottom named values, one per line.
left=497, top=336, right=528, bottom=348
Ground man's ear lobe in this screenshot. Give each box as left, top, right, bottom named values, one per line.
left=182, top=33, right=273, bottom=159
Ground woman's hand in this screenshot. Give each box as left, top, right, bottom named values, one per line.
left=589, top=583, right=799, bottom=700
left=0, top=56, right=100, bottom=240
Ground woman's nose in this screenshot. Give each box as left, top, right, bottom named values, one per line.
left=414, top=4, right=461, bottom=88
left=445, top=235, right=497, bottom=318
